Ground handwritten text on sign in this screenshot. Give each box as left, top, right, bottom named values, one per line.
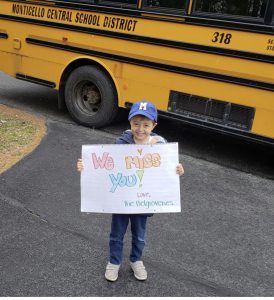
left=81, top=143, right=181, bottom=214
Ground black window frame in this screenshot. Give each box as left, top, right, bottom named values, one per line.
left=52, top=0, right=138, bottom=8
left=97, top=0, right=138, bottom=9
left=141, top=0, right=188, bottom=16
left=60, top=0, right=97, bottom=3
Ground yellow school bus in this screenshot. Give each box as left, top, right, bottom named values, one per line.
left=0, top=0, right=273, bottom=144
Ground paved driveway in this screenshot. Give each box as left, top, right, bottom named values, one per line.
left=0, top=118, right=273, bottom=296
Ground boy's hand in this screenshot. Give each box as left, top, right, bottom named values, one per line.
left=77, top=159, right=84, bottom=172
left=176, top=163, right=184, bottom=176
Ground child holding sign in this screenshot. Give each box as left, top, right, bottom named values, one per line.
left=77, top=101, right=184, bottom=282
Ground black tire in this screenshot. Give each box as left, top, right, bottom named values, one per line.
left=64, top=65, right=118, bottom=128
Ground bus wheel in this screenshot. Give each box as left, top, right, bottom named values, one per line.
left=64, top=65, right=118, bottom=128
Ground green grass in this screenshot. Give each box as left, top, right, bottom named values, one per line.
left=0, top=112, right=38, bottom=154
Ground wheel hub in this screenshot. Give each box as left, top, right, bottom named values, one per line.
left=82, top=85, right=100, bottom=105
left=76, top=81, right=101, bottom=114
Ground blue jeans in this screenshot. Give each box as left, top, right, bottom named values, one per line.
left=109, top=214, right=148, bottom=265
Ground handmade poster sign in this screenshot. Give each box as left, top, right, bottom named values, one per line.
left=81, top=143, right=181, bottom=214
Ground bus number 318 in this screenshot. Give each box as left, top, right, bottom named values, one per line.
left=212, top=32, right=233, bottom=44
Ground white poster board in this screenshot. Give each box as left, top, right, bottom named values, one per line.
left=81, top=143, right=181, bottom=214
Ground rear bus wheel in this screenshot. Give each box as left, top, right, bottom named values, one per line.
left=64, top=65, right=118, bottom=128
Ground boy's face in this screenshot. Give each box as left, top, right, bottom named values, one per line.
left=129, top=115, right=157, bottom=144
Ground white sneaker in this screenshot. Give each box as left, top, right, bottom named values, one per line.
left=105, top=262, right=120, bottom=282
left=130, top=261, right=147, bottom=280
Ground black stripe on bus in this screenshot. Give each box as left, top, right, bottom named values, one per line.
left=16, top=73, right=56, bottom=88
left=0, top=14, right=273, bottom=64
left=0, top=32, right=8, bottom=39
left=26, top=37, right=274, bottom=92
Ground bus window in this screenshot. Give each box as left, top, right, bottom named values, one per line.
left=142, top=0, right=186, bottom=10
left=98, top=0, right=138, bottom=8
left=264, top=0, right=274, bottom=24
left=193, top=0, right=267, bottom=19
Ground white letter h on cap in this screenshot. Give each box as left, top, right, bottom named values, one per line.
left=139, top=102, right=147, bottom=111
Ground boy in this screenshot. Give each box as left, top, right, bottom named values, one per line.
left=77, top=100, right=184, bottom=282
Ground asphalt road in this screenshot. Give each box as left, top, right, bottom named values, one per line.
left=0, top=72, right=274, bottom=296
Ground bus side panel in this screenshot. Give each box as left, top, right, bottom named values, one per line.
left=118, top=63, right=274, bottom=139
left=0, top=20, right=21, bottom=76
left=0, top=50, right=21, bottom=77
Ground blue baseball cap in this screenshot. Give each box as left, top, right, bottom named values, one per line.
left=128, top=101, right=158, bottom=122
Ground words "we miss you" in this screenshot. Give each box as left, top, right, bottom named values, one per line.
left=91, top=151, right=161, bottom=192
